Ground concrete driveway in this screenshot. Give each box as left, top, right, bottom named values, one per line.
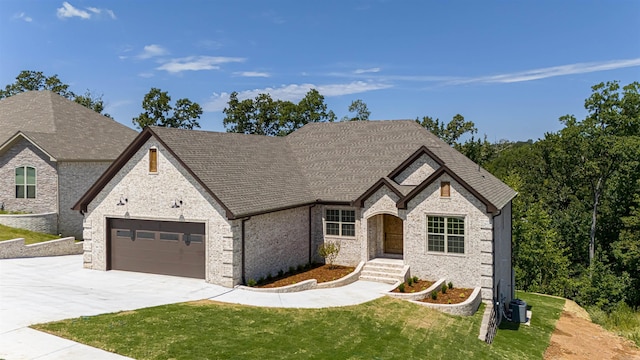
left=0, top=255, right=231, bottom=359
left=0, top=255, right=392, bottom=359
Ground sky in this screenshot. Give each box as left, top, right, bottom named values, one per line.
left=0, top=1, right=639, bottom=142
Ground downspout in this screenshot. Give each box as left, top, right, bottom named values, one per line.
left=308, top=204, right=317, bottom=264
left=241, top=217, right=251, bottom=285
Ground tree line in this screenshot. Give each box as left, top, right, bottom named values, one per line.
left=3, top=70, right=638, bottom=312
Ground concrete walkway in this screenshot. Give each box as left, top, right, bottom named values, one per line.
left=0, top=255, right=393, bottom=360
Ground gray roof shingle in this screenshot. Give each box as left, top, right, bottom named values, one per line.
left=0, top=91, right=138, bottom=161
left=149, top=120, right=516, bottom=217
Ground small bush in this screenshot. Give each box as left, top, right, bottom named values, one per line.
left=407, top=278, right=414, bottom=286
left=317, top=241, right=341, bottom=269
left=289, top=266, right=295, bottom=274
left=448, top=299, right=452, bottom=304
left=412, top=276, right=419, bottom=283
left=398, top=283, right=405, bottom=293
left=266, top=273, right=273, bottom=281
left=459, top=292, right=466, bottom=298
left=448, top=281, right=453, bottom=289
left=247, top=279, right=257, bottom=287
left=277, top=269, right=284, bottom=277
left=297, top=264, right=304, bottom=272
left=441, top=283, right=447, bottom=294
left=258, top=277, right=265, bottom=284
left=431, top=291, right=438, bottom=300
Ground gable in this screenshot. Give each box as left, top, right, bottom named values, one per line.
left=392, top=152, right=442, bottom=186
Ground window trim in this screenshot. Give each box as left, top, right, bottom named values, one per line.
left=426, top=215, right=466, bottom=255
left=149, top=148, right=158, bottom=173
left=325, top=208, right=356, bottom=237
left=15, top=166, right=36, bottom=199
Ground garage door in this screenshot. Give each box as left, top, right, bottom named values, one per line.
left=108, top=218, right=205, bottom=279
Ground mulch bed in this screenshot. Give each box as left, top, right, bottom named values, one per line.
left=391, top=280, right=434, bottom=293
left=255, top=264, right=356, bottom=288
left=419, top=287, right=473, bottom=304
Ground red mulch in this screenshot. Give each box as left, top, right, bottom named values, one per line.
left=391, top=280, right=434, bottom=293
left=255, top=264, right=355, bottom=288
left=419, top=287, right=473, bottom=304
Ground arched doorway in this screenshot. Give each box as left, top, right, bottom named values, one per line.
left=367, top=213, right=404, bottom=258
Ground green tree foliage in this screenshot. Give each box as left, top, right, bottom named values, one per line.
left=132, top=88, right=202, bottom=130
left=416, top=114, right=477, bottom=146
left=342, top=99, right=370, bottom=121
left=223, top=89, right=336, bottom=136
left=1, top=70, right=111, bottom=117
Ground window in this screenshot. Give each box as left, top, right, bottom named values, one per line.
left=440, top=181, right=450, bottom=197
left=427, top=216, right=465, bottom=254
left=15, top=166, right=36, bottom=199
left=149, top=148, right=158, bottom=173
left=326, top=209, right=356, bottom=237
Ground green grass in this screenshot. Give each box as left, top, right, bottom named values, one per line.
left=0, top=224, right=60, bottom=244
left=0, top=209, right=29, bottom=214
left=33, top=292, right=564, bottom=360
left=588, top=302, right=640, bottom=347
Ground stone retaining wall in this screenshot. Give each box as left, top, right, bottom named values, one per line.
left=0, top=212, right=58, bottom=234
left=0, top=237, right=82, bottom=259
left=385, top=278, right=446, bottom=301
left=409, top=287, right=482, bottom=316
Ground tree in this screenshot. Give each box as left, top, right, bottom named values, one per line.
left=342, top=99, right=370, bottom=121
left=1, top=70, right=111, bottom=117
left=132, top=88, right=202, bottom=130
left=223, top=89, right=335, bottom=136
left=317, top=241, right=341, bottom=269
left=416, top=114, right=477, bottom=146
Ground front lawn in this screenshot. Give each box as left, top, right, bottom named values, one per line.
left=33, top=292, right=564, bottom=359
left=0, top=224, right=60, bottom=244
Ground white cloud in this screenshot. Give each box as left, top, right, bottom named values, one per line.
left=156, top=56, right=246, bottom=73
left=57, top=2, right=90, bottom=19
left=233, top=71, right=271, bottom=78
left=137, top=44, right=168, bottom=59
left=204, top=81, right=391, bottom=112
left=450, top=58, right=640, bottom=85
left=13, top=12, right=33, bottom=22
left=354, top=67, right=381, bottom=74
left=138, top=72, right=155, bottom=78
left=56, top=2, right=116, bottom=20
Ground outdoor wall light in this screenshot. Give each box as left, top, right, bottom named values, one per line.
left=116, top=196, right=128, bottom=206
left=171, top=199, right=183, bottom=208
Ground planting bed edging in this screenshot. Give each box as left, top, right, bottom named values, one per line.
left=0, top=237, right=82, bottom=259
left=385, top=278, right=446, bottom=301
left=410, top=287, right=482, bottom=316
left=239, top=261, right=365, bottom=293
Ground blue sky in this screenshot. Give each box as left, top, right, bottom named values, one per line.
left=1, top=1, right=639, bottom=141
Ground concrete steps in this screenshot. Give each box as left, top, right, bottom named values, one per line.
left=360, top=258, right=408, bottom=284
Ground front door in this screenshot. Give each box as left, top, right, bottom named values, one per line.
left=383, top=214, right=403, bottom=254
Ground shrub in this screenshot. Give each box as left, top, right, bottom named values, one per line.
left=431, top=291, right=438, bottom=300
left=459, top=293, right=466, bottom=298
left=412, top=276, right=419, bottom=283
left=247, top=279, right=257, bottom=287
left=277, top=269, right=284, bottom=277
left=407, top=278, right=414, bottom=286
left=317, top=241, right=341, bottom=269
left=296, top=264, right=304, bottom=272
left=258, top=277, right=265, bottom=284
left=266, top=273, right=273, bottom=281
left=441, top=283, right=447, bottom=294
left=448, top=281, right=453, bottom=289
left=398, top=283, right=405, bottom=293
left=289, top=266, right=295, bottom=274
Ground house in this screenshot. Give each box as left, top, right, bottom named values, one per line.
left=0, top=91, right=138, bottom=238
left=73, top=120, right=517, bottom=304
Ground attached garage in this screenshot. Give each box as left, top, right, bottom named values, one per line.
left=107, top=218, right=206, bottom=279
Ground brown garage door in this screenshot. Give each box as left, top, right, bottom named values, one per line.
left=108, top=218, right=205, bottom=279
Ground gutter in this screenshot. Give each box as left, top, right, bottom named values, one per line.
left=308, top=204, right=317, bottom=263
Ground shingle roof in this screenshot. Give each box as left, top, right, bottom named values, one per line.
left=75, top=120, right=516, bottom=217
left=0, top=91, right=137, bottom=161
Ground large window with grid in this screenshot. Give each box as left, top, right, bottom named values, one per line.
left=15, top=166, right=36, bottom=199
left=427, top=216, right=465, bottom=254
left=325, top=209, right=356, bottom=237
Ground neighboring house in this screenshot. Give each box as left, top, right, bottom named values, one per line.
left=0, top=91, right=137, bottom=238
left=73, top=120, right=517, bottom=304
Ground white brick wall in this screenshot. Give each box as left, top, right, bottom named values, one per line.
left=83, top=138, right=233, bottom=286
left=244, top=206, right=310, bottom=282
left=58, top=161, right=111, bottom=239
left=0, top=138, right=58, bottom=215
left=393, top=153, right=441, bottom=186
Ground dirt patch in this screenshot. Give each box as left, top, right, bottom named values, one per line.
left=255, top=264, right=355, bottom=288
left=419, top=287, right=473, bottom=304
left=563, top=299, right=591, bottom=321
left=391, top=280, right=434, bottom=293
left=544, top=304, right=640, bottom=360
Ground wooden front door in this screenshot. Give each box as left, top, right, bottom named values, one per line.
left=383, top=214, right=403, bottom=254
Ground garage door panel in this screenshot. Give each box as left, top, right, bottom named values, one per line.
left=108, top=218, right=205, bottom=279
